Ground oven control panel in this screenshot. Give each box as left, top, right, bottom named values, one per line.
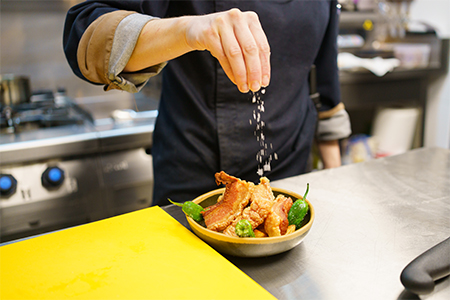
left=1, top=166, right=68, bottom=197
left=0, top=163, right=78, bottom=204
left=0, top=158, right=106, bottom=241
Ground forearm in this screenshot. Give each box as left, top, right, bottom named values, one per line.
left=124, top=16, right=194, bottom=72
left=317, top=140, right=341, bottom=169
left=126, top=9, right=271, bottom=93
left=74, top=8, right=270, bottom=93
left=315, top=106, right=351, bottom=167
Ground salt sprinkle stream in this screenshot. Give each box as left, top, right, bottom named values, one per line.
left=251, top=89, right=278, bottom=177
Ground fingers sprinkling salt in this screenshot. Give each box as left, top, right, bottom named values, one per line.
left=250, top=89, right=278, bottom=177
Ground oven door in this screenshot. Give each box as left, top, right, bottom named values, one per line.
left=99, top=148, right=154, bottom=216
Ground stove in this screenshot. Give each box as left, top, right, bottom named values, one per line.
left=0, top=91, right=157, bottom=242
left=1, top=98, right=90, bottom=134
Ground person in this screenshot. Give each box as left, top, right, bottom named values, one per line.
left=63, top=0, right=351, bottom=207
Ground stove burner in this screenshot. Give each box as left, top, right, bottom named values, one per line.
left=0, top=97, right=93, bottom=134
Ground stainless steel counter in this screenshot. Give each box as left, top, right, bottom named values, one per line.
left=164, top=147, right=450, bottom=300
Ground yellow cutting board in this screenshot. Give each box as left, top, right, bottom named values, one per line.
left=0, top=206, right=275, bottom=300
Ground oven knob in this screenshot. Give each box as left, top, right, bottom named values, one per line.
left=42, top=167, right=65, bottom=188
left=0, top=174, right=17, bottom=196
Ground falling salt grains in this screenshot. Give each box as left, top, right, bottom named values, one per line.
left=259, top=105, right=264, bottom=112
left=249, top=88, right=278, bottom=177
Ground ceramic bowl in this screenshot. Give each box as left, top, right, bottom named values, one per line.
left=186, top=187, right=315, bottom=257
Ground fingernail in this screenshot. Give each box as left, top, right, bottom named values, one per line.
left=250, top=81, right=260, bottom=92
left=262, top=75, right=270, bottom=87
left=241, top=83, right=249, bottom=93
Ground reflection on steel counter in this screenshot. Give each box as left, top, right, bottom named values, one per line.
left=0, top=90, right=156, bottom=242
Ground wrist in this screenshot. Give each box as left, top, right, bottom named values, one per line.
left=183, top=15, right=209, bottom=52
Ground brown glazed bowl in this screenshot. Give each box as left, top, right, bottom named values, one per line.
left=186, top=187, right=315, bottom=257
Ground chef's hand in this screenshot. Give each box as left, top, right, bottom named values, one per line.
left=124, top=9, right=271, bottom=93
left=185, top=9, right=271, bottom=93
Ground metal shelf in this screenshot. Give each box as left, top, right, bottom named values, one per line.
left=339, top=11, right=379, bottom=28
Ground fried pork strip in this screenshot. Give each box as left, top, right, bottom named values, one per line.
left=201, top=171, right=254, bottom=232
left=223, top=177, right=274, bottom=236
left=264, top=194, right=293, bottom=237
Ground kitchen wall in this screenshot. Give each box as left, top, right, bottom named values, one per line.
left=1, top=1, right=99, bottom=97
left=410, top=0, right=450, bottom=148
left=0, top=0, right=161, bottom=110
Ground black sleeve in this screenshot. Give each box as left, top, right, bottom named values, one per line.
left=313, top=0, right=341, bottom=112
left=63, top=0, right=170, bottom=82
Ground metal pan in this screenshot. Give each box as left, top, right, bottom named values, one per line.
left=0, top=74, right=31, bottom=106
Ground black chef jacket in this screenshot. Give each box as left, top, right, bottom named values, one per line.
left=64, top=0, right=342, bottom=206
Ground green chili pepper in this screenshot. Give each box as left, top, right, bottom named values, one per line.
left=235, top=219, right=255, bottom=238
left=288, top=183, right=310, bottom=230
left=168, top=198, right=204, bottom=222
